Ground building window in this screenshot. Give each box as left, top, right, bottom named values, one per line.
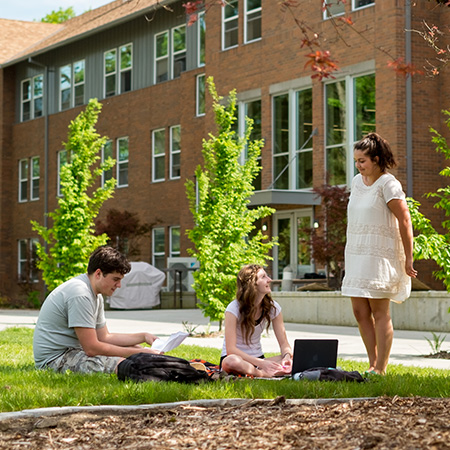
left=104, top=49, right=117, bottom=97
left=19, top=159, right=28, bottom=203
left=353, top=0, right=374, bottom=9
left=237, top=99, right=262, bottom=190
left=223, top=0, right=239, bottom=50
left=18, top=238, right=39, bottom=283
left=117, top=137, right=129, bottom=187
left=273, top=87, right=313, bottom=190
left=21, top=74, right=43, bottom=121
left=172, top=26, right=186, bottom=78
left=170, top=125, right=181, bottom=180
left=152, top=128, right=166, bottom=182
left=152, top=227, right=165, bottom=270
left=245, top=0, right=261, bottom=43
left=325, top=73, right=375, bottom=186
left=102, top=140, right=114, bottom=186
left=323, top=0, right=345, bottom=18
left=57, top=149, right=68, bottom=197
left=196, top=74, right=206, bottom=117
left=198, top=12, right=206, bottom=66
left=155, top=31, right=169, bottom=83
left=60, top=61, right=85, bottom=110
left=31, top=157, right=40, bottom=201
left=170, top=226, right=180, bottom=257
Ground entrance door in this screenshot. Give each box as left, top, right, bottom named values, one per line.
left=273, top=210, right=313, bottom=279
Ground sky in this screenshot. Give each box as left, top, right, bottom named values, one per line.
left=1, top=0, right=113, bottom=22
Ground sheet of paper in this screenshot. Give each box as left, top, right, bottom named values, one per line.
left=152, top=331, right=189, bottom=352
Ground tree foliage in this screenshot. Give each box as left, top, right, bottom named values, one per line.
left=186, top=77, right=276, bottom=324
left=302, top=184, right=349, bottom=288
left=40, top=7, right=76, bottom=23
left=408, top=109, right=450, bottom=292
left=31, top=99, right=116, bottom=291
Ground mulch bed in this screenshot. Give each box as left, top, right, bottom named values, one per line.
left=424, top=351, right=450, bottom=360
left=1, top=396, right=450, bottom=449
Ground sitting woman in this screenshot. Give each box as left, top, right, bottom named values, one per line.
left=220, top=264, right=293, bottom=377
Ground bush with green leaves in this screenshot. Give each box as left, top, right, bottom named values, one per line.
left=408, top=109, right=450, bottom=293
left=31, top=99, right=116, bottom=292
left=186, top=78, right=276, bottom=325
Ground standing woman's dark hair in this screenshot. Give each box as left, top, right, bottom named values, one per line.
left=354, top=132, right=397, bottom=172
left=236, top=264, right=275, bottom=344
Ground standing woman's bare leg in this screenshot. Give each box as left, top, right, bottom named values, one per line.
left=368, top=298, right=393, bottom=374
left=351, top=297, right=377, bottom=371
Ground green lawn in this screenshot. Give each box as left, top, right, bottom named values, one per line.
left=1, top=327, right=450, bottom=413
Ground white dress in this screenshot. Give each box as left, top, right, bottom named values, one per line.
left=341, top=173, right=411, bottom=303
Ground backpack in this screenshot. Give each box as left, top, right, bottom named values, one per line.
left=293, top=367, right=365, bottom=382
left=117, top=353, right=210, bottom=383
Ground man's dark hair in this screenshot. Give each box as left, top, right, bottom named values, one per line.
left=87, top=246, right=131, bottom=275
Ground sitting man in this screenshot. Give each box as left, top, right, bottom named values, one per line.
left=33, top=246, right=161, bottom=374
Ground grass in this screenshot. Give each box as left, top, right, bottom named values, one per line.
left=1, top=327, right=450, bottom=413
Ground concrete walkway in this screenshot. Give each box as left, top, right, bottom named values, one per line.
left=1, top=308, right=449, bottom=371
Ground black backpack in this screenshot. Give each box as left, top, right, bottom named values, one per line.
left=117, top=353, right=210, bottom=383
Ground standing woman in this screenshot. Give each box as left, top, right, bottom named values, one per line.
left=221, top=264, right=293, bottom=377
left=342, top=133, right=417, bottom=375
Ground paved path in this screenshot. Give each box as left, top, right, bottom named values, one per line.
left=1, top=308, right=449, bottom=371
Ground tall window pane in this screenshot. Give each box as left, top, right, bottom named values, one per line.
left=102, top=140, right=114, bottom=186
left=117, top=137, right=129, bottom=187
left=354, top=74, right=376, bottom=140
left=120, top=44, right=132, bottom=93
left=21, top=79, right=31, bottom=121
left=325, top=81, right=346, bottom=185
left=170, top=226, right=180, bottom=256
left=245, top=100, right=262, bottom=190
left=170, top=125, right=181, bottom=179
left=155, top=31, right=169, bottom=83
left=152, top=227, right=165, bottom=270
left=60, top=65, right=71, bottom=110
left=173, top=26, right=186, bottom=78
left=273, top=94, right=289, bottom=189
left=198, top=12, right=206, bottom=66
left=74, top=60, right=85, bottom=106
left=223, top=0, right=238, bottom=49
left=296, top=88, right=313, bottom=189
left=33, top=75, right=43, bottom=118
left=245, top=0, right=261, bottom=43
left=196, top=74, right=206, bottom=116
left=104, top=49, right=116, bottom=97
left=31, top=157, right=40, bottom=200
left=19, top=159, right=28, bottom=202
left=153, top=129, right=166, bottom=181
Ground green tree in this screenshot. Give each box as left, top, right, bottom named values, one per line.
left=40, top=7, right=76, bottom=23
left=408, top=109, right=450, bottom=292
left=186, top=78, right=276, bottom=325
left=31, top=99, right=116, bottom=291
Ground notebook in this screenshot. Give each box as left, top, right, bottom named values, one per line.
left=291, top=339, right=339, bottom=374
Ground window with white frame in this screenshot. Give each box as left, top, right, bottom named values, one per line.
left=57, top=149, right=68, bottom=197
left=272, top=87, right=313, bottom=190
left=31, top=157, right=40, bottom=201
left=120, top=44, right=132, bottom=93
left=18, top=238, right=39, bottom=283
left=170, top=226, right=180, bottom=257
left=223, top=0, right=239, bottom=50
left=196, top=74, right=206, bottom=116
left=152, top=227, right=165, bottom=270
left=237, top=99, right=262, bottom=190
left=170, top=125, right=181, bottom=179
left=172, top=26, right=186, bottom=78
left=323, top=0, right=345, bottom=19
left=152, top=128, right=166, bottom=182
left=104, top=49, right=117, bottom=97
left=325, top=72, right=375, bottom=186
left=102, top=140, right=114, bottom=187
left=245, top=0, right=261, bottom=43
left=60, top=61, right=85, bottom=110
left=354, top=0, right=374, bottom=9
left=198, top=12, right=206, bottom=66
left=117, top=137, right=129, bottom=187
left=155, top=31, right=169, bottom=83
left=19, top=159, right=28, bottom=203
left=21, top=74, right=43, bottom=121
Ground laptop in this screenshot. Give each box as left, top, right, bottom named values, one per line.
left=291, top=339, right=339, bottom=374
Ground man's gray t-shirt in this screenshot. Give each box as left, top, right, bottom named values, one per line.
left=33, top=274, right=107, bottom=368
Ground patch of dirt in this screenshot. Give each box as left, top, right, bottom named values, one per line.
left=1, top=397, right=450, bottom=449
left=424, top=351, right=450, bottom=360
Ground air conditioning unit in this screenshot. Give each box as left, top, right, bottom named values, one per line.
left=166, top=257, right=199, bottom=292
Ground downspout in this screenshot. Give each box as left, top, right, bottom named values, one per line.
left=405, top=0, right=413, bottom=197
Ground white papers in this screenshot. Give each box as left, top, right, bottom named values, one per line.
left=152, top=331, right=189, bottom=353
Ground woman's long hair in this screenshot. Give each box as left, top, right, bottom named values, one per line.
left=354, top=132, right=397, bottom=172
left=236, top=264, right=275, bottom=345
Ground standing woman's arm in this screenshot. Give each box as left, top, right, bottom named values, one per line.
left=387, top=198, right=418, bottom=278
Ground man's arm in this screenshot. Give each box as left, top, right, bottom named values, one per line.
left=75, top=326, right=160, bottom=358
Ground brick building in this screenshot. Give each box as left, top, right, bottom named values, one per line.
left=0, top=0, right=449, bottom=303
